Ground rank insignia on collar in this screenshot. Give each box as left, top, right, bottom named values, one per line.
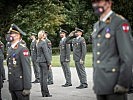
left=105, top=17, right=111, bottom=24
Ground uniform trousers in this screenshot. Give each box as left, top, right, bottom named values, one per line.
left=47, top=67, right=53, bottom=83
left=75, top=61, right=87, bottom=85
left=32, top=59, right=40, bottom=80
left=61, top=61, right=71, bottom=84
left=10, top=90, right=30, bottom=100
left=38, top=62, right=50, bottom=96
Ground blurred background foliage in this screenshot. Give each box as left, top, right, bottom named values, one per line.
left=0, top=0, right=133, bottom=48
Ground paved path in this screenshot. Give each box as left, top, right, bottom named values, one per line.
left=1, top=66, right=133, bottom=100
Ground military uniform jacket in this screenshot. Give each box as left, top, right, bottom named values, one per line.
left=0, top=63, right=3, bottom=88
left=7, top=43, right=31, bottom=91
left=72, top=37, right=86, bottom=62
left=36, top=40, right=51, bottom=65
left=46, top=38, right=52, bottom=62
left=59, top=37, right=71, bottom=62
left=0, top=41, right=4, bottom=60
left=30, top=40, right=37, bottom=61
left=92, top=12, right=133, bottom=95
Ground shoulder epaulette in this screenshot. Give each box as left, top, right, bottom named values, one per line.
left=20, top=43, right=26, bottom=47
left=116, top=14, right=125, bottom=20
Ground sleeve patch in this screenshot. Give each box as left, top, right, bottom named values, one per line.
left=23, top=50, right=29, bottom=56
left=122, top=23, right=130, bottom=33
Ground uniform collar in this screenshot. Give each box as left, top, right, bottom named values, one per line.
left=100, top=10, right=113, bottom=22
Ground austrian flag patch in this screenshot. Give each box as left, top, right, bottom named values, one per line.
left=23, top=50, right=29, bottom=56
left=122, top=23, right=130, bottom=33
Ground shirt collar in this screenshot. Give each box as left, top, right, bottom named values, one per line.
left=32, top=39, right=36, bottom=42
left=11, top=41, right=19, bottom=48
left=100, top=10, right=113, bottom=22
left=62, top=37, right=66, bottom=41
left=76, top=36, right=81, bottom=40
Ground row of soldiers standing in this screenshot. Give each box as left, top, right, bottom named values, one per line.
left=0, top=23, right=88, bottom=100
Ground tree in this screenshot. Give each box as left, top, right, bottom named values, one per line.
left=12, top=0, right=66, bottom=34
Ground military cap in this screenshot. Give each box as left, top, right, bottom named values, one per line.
left=59, top=29, right=68, bottom=34
left=8, top=23, right=26, bottom=36
left=75, top=27, right=84, bottom=33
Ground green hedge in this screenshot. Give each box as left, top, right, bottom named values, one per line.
left=52, top=44, right=92, bottom=55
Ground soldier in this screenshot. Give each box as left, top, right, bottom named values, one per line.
left=30, top=33, right=40, bottom=83
left=66, top=28, right=88, bottom=89
left=6, top=24, right=31, bottom=100
left=36, top=30, right=52, bottom=97
left=0, top=40, right=6, bottom=81
left=0, top=52, right=3, bottom=100
left=59, top=29, right=72, bottom=87
left=91, top=0, right=133, bottom=100
left=44, top=31, right=54, bottom=85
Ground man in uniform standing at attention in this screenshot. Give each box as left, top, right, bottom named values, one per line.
left=59, top=29, right=72, bottom=87
left=91, top=0, right=133, bottom=100
left=44, top=31, right=54, bottom=85
left=0, top=40, right=6, bottom=81
left=0, top=40, right=3, bottom=99
left=30, top=33, right=40, bottom=83
left=67, top=28, right=88, bottom=89
left=6, top=24, right=31, bottom=100
left=36, top=30, right=52, bottom=97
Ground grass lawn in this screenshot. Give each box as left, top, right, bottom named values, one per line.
left=52, top=53, right=92, bottom=67
left=4, top=53, right=92, bottom=67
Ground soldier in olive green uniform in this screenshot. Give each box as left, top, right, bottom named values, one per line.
left=36, top=30, right=52, bottom=97
left=91, top=0, right=133, bottom=100
left=6, top=24, right=31, bottom=100
left=0, top=45, right=3, bottom=100
left=30, top=33, right=40, bottom=83
left=0, top=65, right=2, bottom=100
left=0, top=41, right=6, bottom=81
left=59, top=29, right=72, bottom=87
left=44, top=31, right=54, bottom=85
left=66, top=28, right=88, bottom=89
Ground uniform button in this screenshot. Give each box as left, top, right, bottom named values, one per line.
left=112, top=68, right=116, bottom=72
left=20, top=76, right=23, bottom=79
left=9, top=72, right=11, bottom=75
left=9, top=63, right=11, bottom=65
left=97, top=52, right=100, bottom=55
left=97, top=60, right=100, bottom=64
left=98, top=35, right=101, bottom=38
left=9, top=58, right=10, bottom=60
left=9, top=67, right=11, bottom=69
left=7, top=54, right=8, bottom=56
left=97, top=43, right=101, bottom=47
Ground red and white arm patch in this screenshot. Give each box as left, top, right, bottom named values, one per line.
left=23, top=50, right=29, bottom=56
left=122, top=23, right=130, bottom=33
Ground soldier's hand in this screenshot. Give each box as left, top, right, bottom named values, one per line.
left=114, top=84, right=128, bottom=93
left=69, top=31, right=75, bottom=37
left=80, top=59, right=84, bottom=64
left=22, top=90, right=30, bottom=96
left=48, top=64, right=52, bottom=70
